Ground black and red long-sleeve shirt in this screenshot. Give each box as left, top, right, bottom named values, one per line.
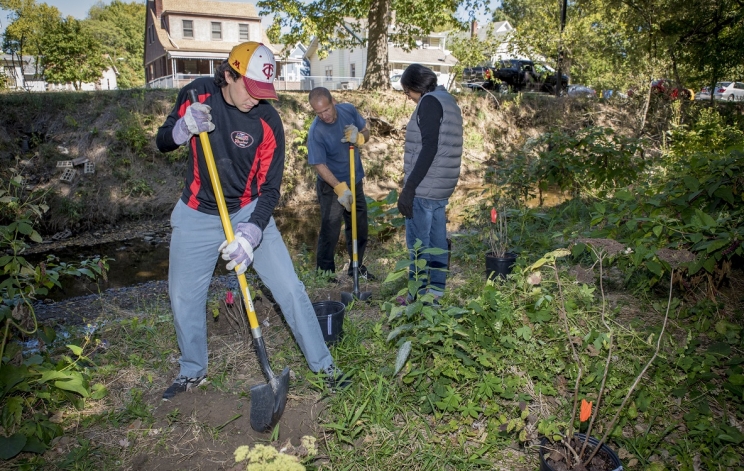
left=156, top=77, right=285, bottom=231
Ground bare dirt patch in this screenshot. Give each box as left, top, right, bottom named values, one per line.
left=140, top=389, right=324, bottom=471
left=29, top=265, right=383, bottom=470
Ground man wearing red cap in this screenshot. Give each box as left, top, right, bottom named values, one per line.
left=156, top=42, right=348, bottom=400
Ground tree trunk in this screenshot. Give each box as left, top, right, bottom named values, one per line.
left=361, top=0, right=390, bottom=90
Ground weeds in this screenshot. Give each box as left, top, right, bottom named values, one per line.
left=1, top=92, right=742, bottom=470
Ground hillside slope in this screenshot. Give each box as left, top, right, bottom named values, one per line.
left=0, top=89, right=640, bottom=235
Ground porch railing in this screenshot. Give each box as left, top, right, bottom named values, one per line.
left=147, top=74, right=363, bottom=92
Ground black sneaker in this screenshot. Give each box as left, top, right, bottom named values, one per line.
left=347, top=265, right=376, bottom=281
left=162, top=375, right=207, bottom=400
left=324, top=365, right=351, bottom=390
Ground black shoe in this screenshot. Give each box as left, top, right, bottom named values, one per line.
left=162, top=375, right=207, bottom=400
left=347, top=265, right=376, bottom=281
left=323, top=365, right=351, bottom=390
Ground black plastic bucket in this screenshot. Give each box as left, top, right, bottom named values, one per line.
left=485, top=252, right=517, bottom=280
left=539, top=434, right=623, bottom=471
left=312, top=301, right=345, bottom=345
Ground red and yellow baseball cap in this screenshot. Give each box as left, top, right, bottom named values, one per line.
left=227, top=42, right=278, bottom=100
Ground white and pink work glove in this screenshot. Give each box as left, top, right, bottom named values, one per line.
left=341, top=124, right=365, bottom=145
left=218, top=222, right=263, bottom=275
left=172, top=103, right=216, bottom=145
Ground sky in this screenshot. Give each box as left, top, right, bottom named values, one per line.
left=0, top=0, right=272, bottom=34
left=0, top=0, right=122, bottom=32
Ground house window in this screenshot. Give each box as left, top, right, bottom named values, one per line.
left=325, top=66, right=333, bottom=80
left=350, top=63, right=356, bottom=78
left=211, top=22, right=222, bottom=40
left=176, top=58, right=211, bottom=75
left=239, top=23, right=250, bottom=41
left=183, top=20, right=193, bottom=38
left=421, top=37, right=430, bottom=48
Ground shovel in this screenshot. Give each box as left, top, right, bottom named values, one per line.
left=187, top=90, right=289, bottom=433
left=341, top=143, right=372, bottom=305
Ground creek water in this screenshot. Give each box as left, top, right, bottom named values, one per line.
left=31, top=188, right=571, bottom=302
left=32, top=206, right=325, bottom=301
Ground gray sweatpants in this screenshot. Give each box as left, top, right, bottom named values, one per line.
left=168, top=199, right=334, bottom=378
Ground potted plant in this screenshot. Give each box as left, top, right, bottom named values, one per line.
left=486, top=204, right=517, bottom=279
left=533, top=241, right=678, bottom=471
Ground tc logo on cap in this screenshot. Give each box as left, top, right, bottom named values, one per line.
left=262, top=63, right=274, bottom=80
left=227, top=41, right=278, bottom=100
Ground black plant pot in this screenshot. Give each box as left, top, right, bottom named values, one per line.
left=539, top=434, right=623, bottom=471
left=485, top=252, right=517, bottom=280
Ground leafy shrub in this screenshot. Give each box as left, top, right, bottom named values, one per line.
left=115, top=123, right=149, bottom=158
left=590, top=145, right=743, bottom=292
left=494, top=127, right=646, bottom=203
left=366, top=190, right=404, bottom=239
left=0, top=169, right=109, bottom=460
left=125, top=178, right=154, bottom=197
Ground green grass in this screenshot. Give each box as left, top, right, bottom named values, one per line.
left=3, top=194, right=742, bottom=470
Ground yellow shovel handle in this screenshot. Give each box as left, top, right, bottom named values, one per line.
left=188, top=90, right=259, bottom=331
left=349, top=144, right=358, bottom=268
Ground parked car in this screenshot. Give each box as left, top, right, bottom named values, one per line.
left=695, top=86, right=712, bottom=100
left=493, top=59, right=568, bottom=94
left=390, top=74, right=403, bottom=91
left=713, top=81, right=744, bottom=101
left=650, top=79, right=694, bottom=100
left=567, top=84, right=596, bottom=98
left=461, top=66, right=492, bottom=82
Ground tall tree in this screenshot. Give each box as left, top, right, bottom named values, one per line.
left=257, top=0, right=489, bottom=90
left=83, top=0, right=146, bottom=88
left=1, top=0, right=61, bottom=88
left=41, top=18, right=107, bottom=90
left=494, top=0, right=744, bottom=91
left=615, top=0, right=744, bottom=91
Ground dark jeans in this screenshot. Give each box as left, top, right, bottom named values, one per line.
left=405, top=197, right=449, bottom=294
left=316, top=178, right=368, bottom=273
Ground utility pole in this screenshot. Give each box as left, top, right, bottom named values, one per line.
left=555, top=0, right=568, bottom=97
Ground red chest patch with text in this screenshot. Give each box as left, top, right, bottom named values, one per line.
left=231, top=131, right=254, bottom=148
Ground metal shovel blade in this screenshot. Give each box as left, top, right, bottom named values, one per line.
left=341, top=288, right=372, bottom=306
left=340, top=291, right=354, bottom=306
left=249, top=366, right=290, bottom=433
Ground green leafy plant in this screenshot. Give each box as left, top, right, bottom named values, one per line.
left=1, top=167, right=109, bottom=460
left=488, top=205, right=509, bottom=257
left=590, top=147, right=743, bottom=295
left=531, top=243, right=676, bottom=469
left=383, top=239, right=448, bottom=303
left=494, top=127, right=645, bottom=204
left=366, top=190, right=404, bottom=239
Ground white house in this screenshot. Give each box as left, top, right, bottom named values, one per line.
left=476, top=21, right=518, bottom=63
left=451, top=21, right=522, bottom=65
left=273, top=42, right=310, bottom=91
left=303, top=20, right=458, bottom=90
left=1, top=53, right=117, bottom=91
left=145, top=0, right=299, bottom=89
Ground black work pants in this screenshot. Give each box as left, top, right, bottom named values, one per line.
left=315, top=178, right=368, bottom=273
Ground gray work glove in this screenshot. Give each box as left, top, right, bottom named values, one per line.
left=218, top=222, right=263, bottom=275
left=172, top=103, right=215, bottom=145
left=341, top=124, right=365, bottom=145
